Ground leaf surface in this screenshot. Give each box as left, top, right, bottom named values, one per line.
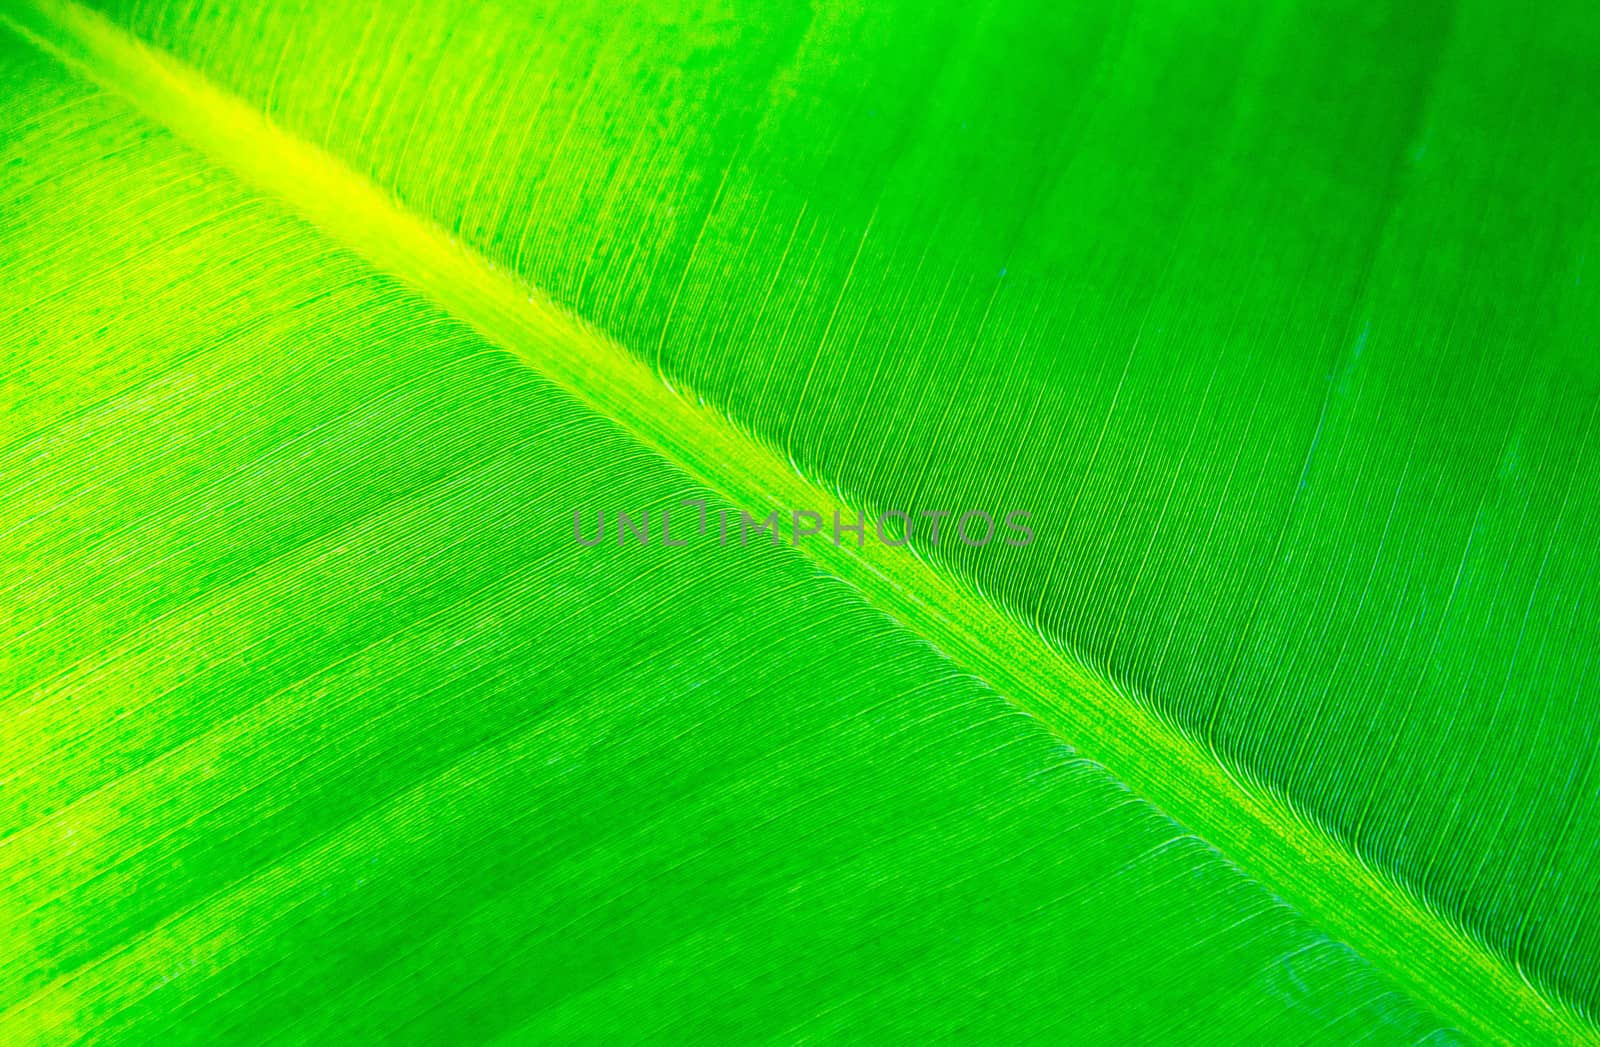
left=2, top=0, right=1597, bottom=1042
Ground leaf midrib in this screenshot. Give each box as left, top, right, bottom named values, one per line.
left=5, top=0, right=1592, bottom=1041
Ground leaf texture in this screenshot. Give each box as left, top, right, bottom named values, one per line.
left=1, top=0, right=1597, bottom=1042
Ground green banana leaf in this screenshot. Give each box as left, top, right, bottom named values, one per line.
left=2, top=0, right=1596, bottom=1041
